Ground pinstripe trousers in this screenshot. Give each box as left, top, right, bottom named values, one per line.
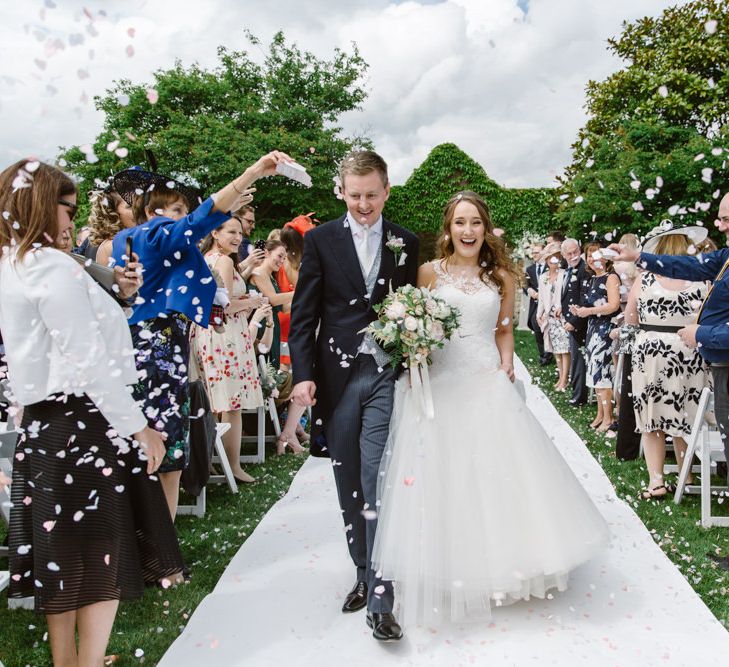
left=325, top=354, right=395, bottom=613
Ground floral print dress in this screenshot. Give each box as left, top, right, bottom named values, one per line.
left=190, top=253, right=263, bottom=412
left=632, top=272, right=709, bottom=437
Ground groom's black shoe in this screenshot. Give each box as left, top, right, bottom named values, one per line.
left=342, top=581, right=368, bottom=613
left=366, top=612, right=403, bottom=641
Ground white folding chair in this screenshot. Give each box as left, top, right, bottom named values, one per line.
left=178, top=422, right=237, bottom=518
left=0, top=429, right=18, bottom=560
left=674, top=387, right=729, bottom=527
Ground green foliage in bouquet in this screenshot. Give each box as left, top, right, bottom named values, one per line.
left=364, top=284, right=461, bottom=370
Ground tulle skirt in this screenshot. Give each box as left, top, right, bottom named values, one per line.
left=372, top=367, right=610, bottom=626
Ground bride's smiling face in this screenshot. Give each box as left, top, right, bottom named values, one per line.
left=449, top=201, right=485, bottom=260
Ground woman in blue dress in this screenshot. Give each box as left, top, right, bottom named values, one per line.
left=570, top=242, right=621, bottom=432
left=110, top=151, right=293, bottom=518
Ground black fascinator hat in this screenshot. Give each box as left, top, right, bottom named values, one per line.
left=112, top=150, right=202, bottom=212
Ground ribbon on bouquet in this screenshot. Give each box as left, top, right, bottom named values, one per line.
left=409, top=359, right=435, bottom=420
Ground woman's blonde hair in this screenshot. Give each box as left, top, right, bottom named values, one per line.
left=87, top=190, right=126, bottom=246
left=654, top=233, right=690, bottom=256
left=437, top=191, right=520, bottom=294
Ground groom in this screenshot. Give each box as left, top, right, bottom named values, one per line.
left=289, top=151, right=419, bottom=641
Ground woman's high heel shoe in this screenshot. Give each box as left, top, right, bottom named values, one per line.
left=295, top=424, right=311, bottom=446
left=277, top=432, right=305, bottom=455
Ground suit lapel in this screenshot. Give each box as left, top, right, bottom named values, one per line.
left=369, top=219, right=397, bottom=306
left=328, top=214, right=367, bottom=297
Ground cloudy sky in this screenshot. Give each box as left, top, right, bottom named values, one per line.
left=1, top=0, right=688, bottom=188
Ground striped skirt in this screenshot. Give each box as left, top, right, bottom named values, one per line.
left=8, top=394, right=184, bottom=614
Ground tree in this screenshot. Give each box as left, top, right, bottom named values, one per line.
left=59, top=31, right=370, bottom=228
left=556, top=0, right=729, bottom=239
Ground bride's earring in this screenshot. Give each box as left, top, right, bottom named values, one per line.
left=444, top=234, right=450, bottom=241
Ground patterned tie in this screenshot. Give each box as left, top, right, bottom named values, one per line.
left=696, top=257, right=729, bottom=322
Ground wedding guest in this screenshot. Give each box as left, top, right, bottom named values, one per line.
left=547, top=230, right=566, bottom=244
left=0, top=159, right=182, bottom=667
left=277, top=215, right=316, bottom=449
left=624, top=224, right=709, bottom=499
left=536, top=242, right=570, bottom=391
left=235, top=204, right=256, bottom=261
left=249, top=239, right=293, bottom=370
left=83, top=187, right=136, bottom=265
left=614, top=233, right=640, bottom=308
left=560, top=237, right=590, bottom=406
left=110, top=150, right=293, bottom=518
left=570, top=243, right=621, bottom=431
left=190, top=216, right=273, bottom=483
left=278, top=214, right=316, bottom=369
left=524, top=242, right=552, bottom=365
left=267, top=228, right=282, bottom=241
left=610, top=197, right=729, bottom=566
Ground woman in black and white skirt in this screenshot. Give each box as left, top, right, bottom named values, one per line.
left=0, top=160, right=183, bottom=666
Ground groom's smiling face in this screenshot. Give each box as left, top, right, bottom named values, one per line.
left=341, top=170, right=390, bottom=228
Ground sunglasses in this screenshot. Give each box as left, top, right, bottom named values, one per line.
left=59, top=199, right=78, bottom=221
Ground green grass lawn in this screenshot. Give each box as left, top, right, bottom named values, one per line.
left=2, top=333, right=728, bottom=664
left=514, top=328, right=729, bottom=630
left=0, top=451, right=307, bottom=666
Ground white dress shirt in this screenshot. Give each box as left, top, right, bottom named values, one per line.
left=0, top=248, right=146, bottom=438
left=347, top=213, right=383, bottom=276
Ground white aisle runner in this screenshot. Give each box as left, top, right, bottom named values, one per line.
left=160, top=359, right=729, bottom=666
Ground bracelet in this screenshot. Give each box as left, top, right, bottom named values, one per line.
left=232, top=180, right=245, bottom=195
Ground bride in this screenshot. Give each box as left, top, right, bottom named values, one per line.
left=372, top=191, right=610, bottom=626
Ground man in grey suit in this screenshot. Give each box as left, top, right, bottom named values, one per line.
left=289, top=151, right=419, bottom=641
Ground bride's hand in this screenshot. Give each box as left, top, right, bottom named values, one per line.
left=500, top=363, right=515, bottom=383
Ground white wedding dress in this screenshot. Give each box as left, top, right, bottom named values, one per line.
left=372, top=261, right=610, bottom=626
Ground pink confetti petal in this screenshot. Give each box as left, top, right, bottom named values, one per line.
left=126, top=44, right=134, bottom=57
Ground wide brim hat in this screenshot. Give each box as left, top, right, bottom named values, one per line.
left=641, top=220, right=707, bottom=254
left=112, top=167, right=202, bottom=212
left=538, top=241, right=563, bottom=262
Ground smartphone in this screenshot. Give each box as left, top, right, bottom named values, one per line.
left=254, top=239, right=266, bottom=251
left=125, top=236, right=134, bottom=265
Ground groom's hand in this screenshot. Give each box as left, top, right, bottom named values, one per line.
left=291, top=381, right=317, bottom=407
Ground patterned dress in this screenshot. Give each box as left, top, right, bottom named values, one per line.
left=632, top=272, right=709, bottom=437
left=190, top=253, right=263, bottom=412
left=131, top=314, right=191, bottom=472
left=584, top=273, right=620, bottom=389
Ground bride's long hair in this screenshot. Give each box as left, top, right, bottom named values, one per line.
left=436, top=191, right=520, bottom=295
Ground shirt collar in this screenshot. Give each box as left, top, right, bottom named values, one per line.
left=347, top=212, right=383, bottom=238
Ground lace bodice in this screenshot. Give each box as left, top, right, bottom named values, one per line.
left=429, top=260, right=503, bottom=376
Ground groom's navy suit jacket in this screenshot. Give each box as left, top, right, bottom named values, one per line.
left=289, top=214, right=419, bottom=456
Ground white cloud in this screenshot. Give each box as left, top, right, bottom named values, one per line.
left=0, top=0, right=691, bottom=189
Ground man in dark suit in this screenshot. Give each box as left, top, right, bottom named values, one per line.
left=523, top=243, right=552, bottom=364
left=560, top=238, right=589, bottom=405
left=289, top=151, right=419, bottom=640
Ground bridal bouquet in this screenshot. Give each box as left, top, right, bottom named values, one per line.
left=364, top=285, right=460, bottom=418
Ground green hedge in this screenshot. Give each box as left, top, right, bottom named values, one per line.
left=384, top=143, right=555, bottom=242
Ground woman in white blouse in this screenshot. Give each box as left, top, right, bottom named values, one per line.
left=536, top=242, right=571, bottom=391
left=0, top=160, right=183, bottom=667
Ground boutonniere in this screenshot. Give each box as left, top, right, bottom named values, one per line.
left=386, top=231, right=407, bottom=266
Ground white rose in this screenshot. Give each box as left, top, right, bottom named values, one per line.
left=385, top=301, right=407, bottom=320
left=403, top=316, right=419, bottom=331
left=425, top=299, right=438, bottom=315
